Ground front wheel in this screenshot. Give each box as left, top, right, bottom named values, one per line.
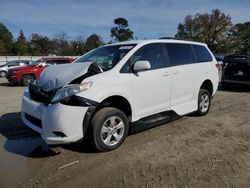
left=89, top=107, right=129, bottom=152
left=22, top=74, right=35, bottom=86
left=196, top=89, right=211, bottom=116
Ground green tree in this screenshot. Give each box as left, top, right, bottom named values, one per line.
left=111, top=17, right=133, bottom=42
left=175, top=9, right=234, bottom=53
left=29, top=33, right=52, bottom=55
left=85, top=34, right=103, bottom=51
left=51, top=32, right=71, bottom=55
left=13, top=30, right=29, bottom=55
left=0, top=23, right=13, bottom=54
left=70, top=36, right=86, bottom=55
left=232, top=22, right=250, bottom=54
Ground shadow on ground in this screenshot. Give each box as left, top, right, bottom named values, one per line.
left=0, top=79, right=20, bottom=87
left=0, top=112, right=59, bottom=158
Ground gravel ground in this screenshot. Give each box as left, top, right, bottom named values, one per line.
left=0, top=78, right=250, bottom=188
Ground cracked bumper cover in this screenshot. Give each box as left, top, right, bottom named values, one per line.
left=21, top=90, right=97, bottom=145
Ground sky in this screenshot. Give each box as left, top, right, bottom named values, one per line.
left=0, top=0, right=249, bottom=42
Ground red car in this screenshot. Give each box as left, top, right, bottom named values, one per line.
left=7, top=58, right=74, bottom=86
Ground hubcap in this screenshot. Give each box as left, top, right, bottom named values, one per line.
left=24, top=76, right=33, bottom=85
left=200, top=93, right=209, bottom=113
left=0, top=72, right=6, bottom=77
left=101, top=116, right=125, bottom=146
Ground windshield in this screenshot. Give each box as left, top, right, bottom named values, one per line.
left=29, top=59, right=45, bottom=66
left=76, top=44, right=136, bottom=70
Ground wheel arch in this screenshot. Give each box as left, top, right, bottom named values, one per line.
left=82, top=95, right=133, bottom=136
left=0, top=70, right=7, bottom=75
left=96, top=95, right=132, bottom=120
left=200, top=79, right=213, bottom=96
left=22, top=72, right=37, bottom=79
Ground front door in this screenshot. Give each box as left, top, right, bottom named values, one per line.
left=129, top=43, right=172, bottom=119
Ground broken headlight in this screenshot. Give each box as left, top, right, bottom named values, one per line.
left=51, top=82, right=92, bottom=103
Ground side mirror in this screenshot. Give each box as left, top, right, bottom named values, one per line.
left=38, top=62, right=46, bottom=68
left=133, top=61, right=151, bottom=72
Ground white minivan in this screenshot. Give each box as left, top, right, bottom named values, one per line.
left=22, top=39, right=219, bottom=151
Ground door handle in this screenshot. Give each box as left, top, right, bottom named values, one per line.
left=162, top=72, right=169, bottom=76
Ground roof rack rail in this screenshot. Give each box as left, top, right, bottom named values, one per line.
left=159, top=37, right=176, bottom=39
left=159, top=37, right=196, bottom=42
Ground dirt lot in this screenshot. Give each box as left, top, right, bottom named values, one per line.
left=0, top=78, right=250, bottom=188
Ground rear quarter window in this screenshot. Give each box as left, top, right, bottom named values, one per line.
left=192, top=45, right=213, bottom=62
left=9, top=61, right=19, bottom=66
left=165, top=43, right=194, bottom=66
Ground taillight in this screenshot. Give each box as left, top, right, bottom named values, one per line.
left=215, top=63, right=221, bottom=70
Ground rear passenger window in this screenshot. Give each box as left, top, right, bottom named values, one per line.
left=166, top=43, right=194, bottom=66
left=193, top=45, right=213, bottom=62
left=129, top=44, right=166, bottom=70
left=9, top=61, right=19, bottom=67
left=54, top=60, right=69, bottom=64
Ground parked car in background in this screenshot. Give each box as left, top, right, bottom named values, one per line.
left=0, top=60, right=33, bottom=78
left=221, top=54, right=250, bottom=88
left=7, top=58, right=74, bottom=86
left=21, top=39, right=219, bottom=151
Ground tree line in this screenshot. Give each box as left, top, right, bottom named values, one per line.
left=175, top=9, right=250, bottom=54
left=0, top=9, right=249, bottom=56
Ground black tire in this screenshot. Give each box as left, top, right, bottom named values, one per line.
left=196, top=89, right=211, bottom=116
left=22, top=74, right=35, bottom=86
left=89, top=107, right=129, bottom=152
left=0, top=71, right=7, bottom=78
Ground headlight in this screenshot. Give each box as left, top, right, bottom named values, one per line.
left=12, top=70, right=20, bottom=74
left=51, top=82, right=92, bottom=103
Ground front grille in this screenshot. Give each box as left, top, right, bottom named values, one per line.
left=25, top=113, right=42, bottom=128
left=29, top=84, right=56, bottom=104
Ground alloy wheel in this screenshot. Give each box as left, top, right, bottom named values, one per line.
left=199, top=93, right=210, bottom=113
left=100, top=116, right=125, bottom=146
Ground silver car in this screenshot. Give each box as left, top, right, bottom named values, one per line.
left=0, top=60, right=33, bottom=77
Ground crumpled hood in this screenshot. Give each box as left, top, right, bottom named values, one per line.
left=36, top=62, right=93, bottom=91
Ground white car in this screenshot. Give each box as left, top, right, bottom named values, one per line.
left=21, top=39, right=219, bottom=151
left=0, top=60, right=32, bottom=77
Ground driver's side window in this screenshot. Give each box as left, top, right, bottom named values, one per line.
left=120, top=43, right=167, bottom=73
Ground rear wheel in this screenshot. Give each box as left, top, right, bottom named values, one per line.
left=89, top=107, right=129, bottom=152
left=22, top=74, right=35, bottom=86
left=0, top=71, right=7, bottom=78
left=196, top=89, right=211, bottom=116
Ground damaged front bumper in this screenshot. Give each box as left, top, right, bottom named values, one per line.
left=21, top=90, right=94, bottom=145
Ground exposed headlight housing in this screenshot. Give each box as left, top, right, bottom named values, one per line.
left=51, top=82, right=92, bottom=103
